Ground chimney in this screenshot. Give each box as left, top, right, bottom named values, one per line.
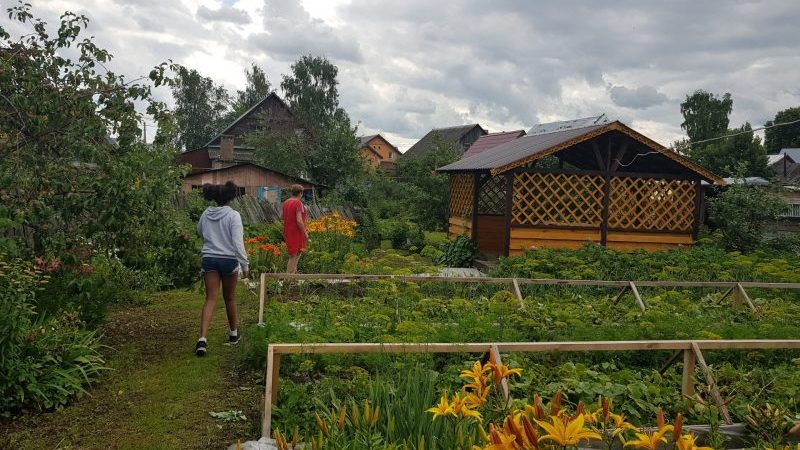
left=220, top=135, right=234, bottom=160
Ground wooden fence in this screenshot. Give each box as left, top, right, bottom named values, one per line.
left=260, top=339, right=800, bottom=438
left=255, top=272, right=800, bottom=325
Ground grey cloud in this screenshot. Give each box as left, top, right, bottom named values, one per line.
left=196, top=5, right=252, bottom=25
left=609, top=85, right=668, bottom=109
left=247, top=0, right=362, bottom=63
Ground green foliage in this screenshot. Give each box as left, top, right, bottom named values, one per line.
left=437, top=236, right=478, bottom=268
left=685, top=123, right=770, bottom=177
left=680, top=90, right=733, bottom=144
left=0, top=256, right=105, bottom=417
left=170, top=66, right=231, bottom=151
left=357, top=209, right=382, bottom=251
left=765, top=106, right=800, bottom=155
left=710, top=183, right=787, bottom=252
left=227, top=63, right=271, bottom=120
left=395, top=136, right=460, bottom=230
left=382, top=220, right=425, bottom=251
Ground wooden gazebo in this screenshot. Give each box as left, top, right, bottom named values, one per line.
left=437, top=121, right=724, bottom=255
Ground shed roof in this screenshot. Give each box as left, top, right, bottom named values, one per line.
left=403, top=124, right=486, bottom=158
left=202, top=92, right=292, bottom=149
left=768, top=154, right=785, bottom=165
left=779, top=148, right=800, bottom=162
left=462, top=130, right=526, bottom=159
left=183, top=162, right=323, bottom=187
left=437, top=120, right=724, bottom=184
left=527, top=114, right=608, bottom=135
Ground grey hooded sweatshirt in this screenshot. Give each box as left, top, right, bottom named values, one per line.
left=197, top=206, right=249, bottom=273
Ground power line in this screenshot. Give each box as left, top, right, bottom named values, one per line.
left=616, top=117, right=800, bottom=168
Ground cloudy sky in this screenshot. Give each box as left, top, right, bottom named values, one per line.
left=16, top=0, right=800, bottom=150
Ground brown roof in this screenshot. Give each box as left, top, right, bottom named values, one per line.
left=462, top=130, right=526, bottom=159
left=403, top=124, right=487, bottom=158
left=438, top=121, right=724, bottom=184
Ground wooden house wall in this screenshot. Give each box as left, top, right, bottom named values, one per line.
left=458, top=126, right=486, bottom=153
left=448, top=216, right=472, bottom=237
left=209, top=95, right=300, bottom=148
left=182, top=165, right=315, bottom=197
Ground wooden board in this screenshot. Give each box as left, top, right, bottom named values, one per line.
left=476, top=215, right=506, bottom=253
left=607, top=231, right=693, bottom=244
left=510, top=227, right=600, bottom=254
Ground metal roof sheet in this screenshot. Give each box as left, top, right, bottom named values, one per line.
left=403, top=124, right=486, bottom=158
left=779, top=148, right=800, bottom=162
left=527, top=114, right=608, bottom=135
left=462, top=130, right=526, bottom=159
left=438, top=124, right=606, bottom=172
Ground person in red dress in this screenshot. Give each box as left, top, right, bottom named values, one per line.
left=282, top=184, right=308, bottom=273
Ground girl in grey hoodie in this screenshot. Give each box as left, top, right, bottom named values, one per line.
left=195, top=182, right=249, bottom=356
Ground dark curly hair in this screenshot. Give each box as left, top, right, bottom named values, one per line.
left=202, top=181, right=238, bottom=205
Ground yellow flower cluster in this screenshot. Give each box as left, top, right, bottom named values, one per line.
left=306, top=212, right=357, bottom=238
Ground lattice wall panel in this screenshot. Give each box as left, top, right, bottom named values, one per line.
left=449, top=173, right=474, bottom=217
left=512, top=172, right=604, bottom=226
left=608, top=177, right=696, bottom=232
left=478, top=176, right=506, bottom=215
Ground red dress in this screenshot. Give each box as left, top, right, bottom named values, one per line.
left=282, top=198, right=307, bottom=256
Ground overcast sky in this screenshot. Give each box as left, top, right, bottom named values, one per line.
left=18, top=0, right=800, bottom=150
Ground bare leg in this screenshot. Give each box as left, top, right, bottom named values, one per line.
left=287, top=254, right=300, bottom=274
left=200, top=271, right=221, bottom=338
left=221, top=272, right=239, bottom=332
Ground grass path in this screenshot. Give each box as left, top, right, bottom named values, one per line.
left=1, top=287, right=265, bottom=449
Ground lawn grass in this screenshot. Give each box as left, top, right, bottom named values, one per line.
left=0, top=287, right=264, bottom=450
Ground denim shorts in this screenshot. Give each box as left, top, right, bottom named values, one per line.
left=201, top=256, right=239, bottom=276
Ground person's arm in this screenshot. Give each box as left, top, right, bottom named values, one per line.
left=230, top=212, right=249, bottom=278
left=296, top=207, right=308, bottom=239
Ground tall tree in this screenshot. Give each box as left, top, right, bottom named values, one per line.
left=764, top=106, right=800, bottom=154
left=171, top=67, right=230, bottom=150
left=280, top=55, right=342, bottom=128
left=247, top=55, right=361, bottom=187
left=680, top=90, right=733, bottom=144
left=228, top=63, right=271, bottom=119
left=685, top=123, right=769, bottom=177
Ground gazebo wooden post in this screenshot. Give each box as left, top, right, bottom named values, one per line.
left=503, top=172, right=514, bottom=256
left=692, top=178, right=703, bottom=240
left=594, top=142, right=610, bottom=246
left=471, top=172, right=482, bottom=241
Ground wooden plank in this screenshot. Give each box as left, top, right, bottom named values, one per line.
left=512, top=278, right=523, bottom=302
left=270, top=339, right=800, bottom=355
left=471, top=172, right=480, bottom=241
left=489, top=345, right=511, bottom=404
left=503, top=172, right=513, bottom=257
left=258, top=272, right=266, bottom=326
left=630, top=281, right=646, bottom=311
left=682, top=349, right=696, bottom=397
left=734, top=283, right=756, bottom=313
left=606, top=241, right=682, bottom=253
left=606, top=231, right=694, bottom=244
left=659, top=350, right=683, bottom=375
left=716, top=287, right=734, bottom=305
left=262, top=346, right=275, bottom=439
left=256, top=273, right=800, bottom=290
left=510, top=227, right=601, bottom=240
left=692, top=180, right=703, bottom=240
left=691, top=343, right=733, bottom=425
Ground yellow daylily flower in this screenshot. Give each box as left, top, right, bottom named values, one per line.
left=451, top=392, right=483, bottom=421
left=536, top=414, right=602, bottom=446
left=460, top=360, right=491, bottom=382
left=486, top=425, right=518, bottom=450
left=426, top=393, right=454, bottom=421
left=624, top=426, right=673, bottom=450
left=489, top=362, right=523, bottom=385
left=675, top=434, right=714, bottom=450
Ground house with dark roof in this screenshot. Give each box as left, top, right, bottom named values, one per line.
left=176, top=92, right=322, bottom=201
left=358, top=134, right=401, bottom=170
left=438, top=119, right=724, bottom=255
left=462, top=130, right=526, bottom=159
left=770, top=148, right=800, bottom=180
left=403, top=124, right=487, bottom=159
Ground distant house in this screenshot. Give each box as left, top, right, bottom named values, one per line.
left=176, top=93, right=322, bottom=201
left=182, top=162, right=319, bottom=204
left=769, top=148, right=800, bottom=181
left=403, top=124, right=487, bottom=159
left=462, top=130, right=526, bottom=159
left=358, top=134, right=401, bottom=170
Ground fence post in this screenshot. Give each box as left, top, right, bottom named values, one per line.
left=691, top=342, right=733, bottom=425
left=681, top=348, right=695, bottom=397
left=262, top=345, right=275, bottom=439
left=489, top=344, right=511, bottom=405
left=258, top=272, right=266, bottom=326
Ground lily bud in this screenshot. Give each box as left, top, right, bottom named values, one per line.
left=673, top=413, right=683, bottom=442
left=657, top=407, right=665, bottom=429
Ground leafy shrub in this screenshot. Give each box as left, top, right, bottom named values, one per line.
left=710, top=184, right=786, bottom=252
left=246, top=221, right=285, bottom=244
left=356, top=209, right=382, bottom=251
left=0, top=255, right=105, bottom=417
left=383, top=220, right=425, bottom=251
left=420, top=245, right=444, bottom=261
left=437, top=235, right=477, bottom=267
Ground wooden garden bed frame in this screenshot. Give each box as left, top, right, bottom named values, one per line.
left=256, top=272, right=800, bottom=325
left=261, top=339, right=800, bottom=438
